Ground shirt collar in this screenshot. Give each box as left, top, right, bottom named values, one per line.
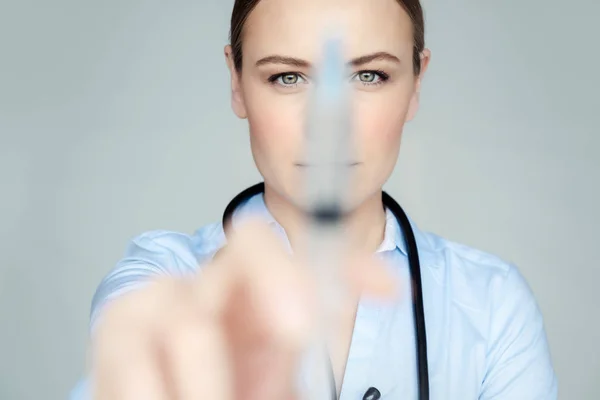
left=230, top=192, right=408, bottom=256
left=230, top=191, right=277, bottom=227
left=376, top=207, right=407, bottom=255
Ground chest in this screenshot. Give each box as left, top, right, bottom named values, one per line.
left=329, top=291, right=489, bottom=400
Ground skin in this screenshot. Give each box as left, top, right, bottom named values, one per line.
left=92, top=0, right=430, bottom=398
left=226, top=0, right=430, bottom=253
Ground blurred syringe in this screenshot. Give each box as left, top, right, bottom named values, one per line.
left=298, top=35, right=354, bottom=400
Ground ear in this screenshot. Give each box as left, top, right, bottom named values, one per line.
left=406, top=48, right=431, bottom=122
left=224, top=45, right=248, bottom=119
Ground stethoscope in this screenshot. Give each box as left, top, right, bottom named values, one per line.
left=222, top=182, right=429, bottom=400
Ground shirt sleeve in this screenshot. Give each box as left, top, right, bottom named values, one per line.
left=69, top=231, right=194, bottom=400
left=480, top=265, right=558, bottom=399
left=88, top=232, right=191, bottom=333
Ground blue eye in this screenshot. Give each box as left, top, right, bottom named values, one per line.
left=269, top=73, right=307, bottom=87
left=353, top=70, right=389, bottom=86
left=358, top=72, right=377, bottom=82
left=268, top=70, right=389, bottom=89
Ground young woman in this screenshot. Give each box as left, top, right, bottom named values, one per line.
left=71, top=0, right=557, bottom=399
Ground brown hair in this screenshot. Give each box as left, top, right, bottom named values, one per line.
left=229, top=0, right=425, bottom=75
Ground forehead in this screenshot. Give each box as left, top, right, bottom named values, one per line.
left=242, top=0, right=413, bottom=62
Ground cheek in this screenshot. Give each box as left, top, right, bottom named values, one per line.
left=244, top=87, right=306, bottom=161
left=353, top=89, right=411, bottom=158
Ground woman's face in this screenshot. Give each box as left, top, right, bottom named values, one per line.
left=225, top=0, right=429, bottom=210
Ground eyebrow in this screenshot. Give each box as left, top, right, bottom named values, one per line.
left=255, top=51, right=401, bottom=68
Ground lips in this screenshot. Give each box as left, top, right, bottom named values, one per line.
left=294, top=162, right=360, bottom=167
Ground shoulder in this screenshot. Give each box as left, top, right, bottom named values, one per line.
left=417, top=229, right=535, bottom=313
left=419, top=230, right=514, bottom=281
left=121, top=221, right=226, bottom=275
left=419, top=230, right=556, bottom=396
left=89, top=221, right=225, bottom=329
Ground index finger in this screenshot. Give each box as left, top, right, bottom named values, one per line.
left=197, top=218, right=316, bottom=346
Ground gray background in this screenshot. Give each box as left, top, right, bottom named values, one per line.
left=0, top=0, right=598, bottom=398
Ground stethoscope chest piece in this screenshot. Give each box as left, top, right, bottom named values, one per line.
left=362, top=386, right=381, bottom=400
left=222, top=183, right=429, bottom=400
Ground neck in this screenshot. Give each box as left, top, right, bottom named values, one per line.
left=263, top=185, right=387, bottom=255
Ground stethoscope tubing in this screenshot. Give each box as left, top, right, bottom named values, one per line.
left=222, top=183, right=429, bottom=400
